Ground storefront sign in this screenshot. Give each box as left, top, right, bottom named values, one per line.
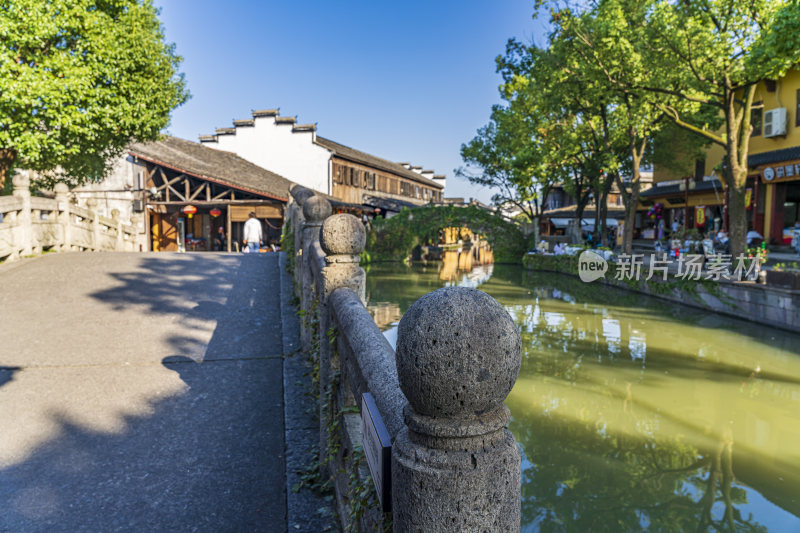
left=361, top=393, right=392, bottom=512
left=695, top=205, right=706, bottom=227
left=745, top=188, right=752, bottom=210
left=762, top=163, right=800, bottom=182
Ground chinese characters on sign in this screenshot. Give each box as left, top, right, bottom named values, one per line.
left=613, top=253, right=760, bottom=282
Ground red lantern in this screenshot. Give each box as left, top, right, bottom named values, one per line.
left=183, top=205, right=197, bottom=219
left=210, top=208, right=222, bottom=218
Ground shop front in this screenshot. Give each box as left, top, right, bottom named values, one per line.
left=638, top=178, right=727, bottom=239
left=757, top=160, right=800, bottom=245
left=129, top=136, right=294, bottom=253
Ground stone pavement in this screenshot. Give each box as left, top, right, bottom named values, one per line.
left=0, top=251, right=333, bottom=532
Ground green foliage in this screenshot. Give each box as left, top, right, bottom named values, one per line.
left=0, top=0, right=189, bottom=188
left=773, top=262, right=800, bottom=272
left=280, top=219, right=294, bottom=272
left=457, top=103, right=553, bottom=221
left=366, top=205, right=527, bottom=264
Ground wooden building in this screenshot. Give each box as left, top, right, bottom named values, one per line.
left=128, top=136, right=295, bottom=252
left=315, top=137, right=443, bottom=207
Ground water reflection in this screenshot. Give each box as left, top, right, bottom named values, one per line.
left=366, top=262, right=800, bottom=532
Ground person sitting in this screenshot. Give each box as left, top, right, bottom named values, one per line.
left=793, top=222, right=800, bottom=255
left=746, top=229, right=764, bottom=248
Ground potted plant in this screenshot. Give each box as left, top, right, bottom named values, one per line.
left=765, top=261, right=800, bottom=290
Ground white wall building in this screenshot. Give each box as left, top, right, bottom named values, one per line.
left=201, top=110, right=331, bottom=194
left=198, top=108, right=445, bottom=203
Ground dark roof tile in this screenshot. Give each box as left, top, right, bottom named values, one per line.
left=128, top=136, right=295, bottom=202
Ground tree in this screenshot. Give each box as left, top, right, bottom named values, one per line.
left=0, top=0, right=188, bottom=190
left=457, top=103, right=553, bottom=227
left=576, top=0, right=800, bottom=256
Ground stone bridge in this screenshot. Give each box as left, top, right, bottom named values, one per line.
left=0, top=251, right=332, bottom=532
left=1, top=195, right=525, bottom=532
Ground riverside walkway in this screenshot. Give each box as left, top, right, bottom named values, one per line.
left=0, top=252, right=330, bottom=532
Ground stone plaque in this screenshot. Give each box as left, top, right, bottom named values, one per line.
left=361, top=392, right=391, bottom=512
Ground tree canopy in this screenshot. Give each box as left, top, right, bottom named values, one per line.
left=0, top=0, right=189, bottom=189
left=465, top=0, right=800, bottom=256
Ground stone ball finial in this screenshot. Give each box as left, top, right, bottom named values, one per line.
left=12, top=172, right=30, bottom=189
left=291, top=185, right=314, bottom=205
left=396, top=287, right=521, bottom=419
left=320, top=214, right=365, bottom=256
left=111, top=208, right=120, bottom=221
left=302, top=195, right=332, bottom=224
left=86, top=198, right=98, bottom=208
left=53, top=183, right=69, bottom=194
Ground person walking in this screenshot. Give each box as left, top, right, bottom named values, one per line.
left=243, top=212, right=262, bottom=253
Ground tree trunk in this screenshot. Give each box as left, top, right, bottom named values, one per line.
left=599, top=175, right=614, bottom=247
left=623, top=180, right=640, bottom=255
left=0, top=148, right=17, bottom=193
left=727, top=174, right=748, bottom=258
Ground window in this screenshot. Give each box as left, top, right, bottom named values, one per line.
left=695, top=159, right=705, bottom=180
left=751, top=104, right=763, bottom=136
left=797, top=89, right=800, bottom=127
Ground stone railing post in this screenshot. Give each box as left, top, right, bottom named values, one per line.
left=130, top=213, right=144, bottom=252
left=86, top=198, right=100, bottom=251
left=392, top=287, right=523, bottom=532
left=318, top=214, right=366, bottom=466
left=111, top=209, right=124, bottom=251
left=54, top=183, right=71, bottom=251
left=291, top=186, right=315, bottom=296
left=300, top=195, right=332, bottom=351
left=12, top=171, right=32, bottom=257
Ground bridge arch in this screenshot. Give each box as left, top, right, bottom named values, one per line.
left=365, top=205, right=526, bottom=263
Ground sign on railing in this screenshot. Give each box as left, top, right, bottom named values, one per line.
left=361, top=392, right=391, bottom=512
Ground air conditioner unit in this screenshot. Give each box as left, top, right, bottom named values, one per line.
left=764, top=107, right=787, bottom=137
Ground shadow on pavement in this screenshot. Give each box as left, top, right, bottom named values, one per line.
left=0, top=366, right=19, bottom=389
left=0, top=254, right=286, bottom=532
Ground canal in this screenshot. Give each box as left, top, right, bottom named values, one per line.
left=365, top=261, right=800, bottom=532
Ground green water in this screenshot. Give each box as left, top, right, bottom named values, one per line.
left=364, top=262, right=800, bottom=532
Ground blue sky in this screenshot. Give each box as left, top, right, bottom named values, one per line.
left=154, top=1, right=548, bottom=203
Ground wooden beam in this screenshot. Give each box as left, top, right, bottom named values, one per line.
left=155, top=171, right=185, bottom=191
left=212, top=189, right=230, bottom=201
left=188, top=181, right=206, bottom=202
left=205, top=183, right=210, bottom=202
left=147, top=199, right=284, bottom=206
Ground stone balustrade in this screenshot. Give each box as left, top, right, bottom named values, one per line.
left=0, top=173, right=143, bottom=262
left=285, top=186, right=523, bottom=532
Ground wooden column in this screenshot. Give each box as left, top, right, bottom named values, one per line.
left=226, top=205, right=232, bottom=252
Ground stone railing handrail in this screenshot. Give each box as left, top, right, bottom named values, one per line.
left=0, top=173, right=144, bottom=261
left=0, top=196, right=23, bottom=213
left=70, top=204, right=93, bottom=221
left=329, top=287, right=407, bottom=439
left=30, top=196, right=57, bottom=212
left=286, top=189, right=522, bottom=532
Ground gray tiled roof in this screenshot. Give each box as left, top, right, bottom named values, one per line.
left=128, top=136, right=295, bottom=202
left=640, top=179, right=724, bottom=198
left=314, top=137, right=443, bottom=189
left=748, top=146, right=800, bottom=167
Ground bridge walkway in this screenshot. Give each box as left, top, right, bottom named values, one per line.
left=0, top=252, right=326, bottom=532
